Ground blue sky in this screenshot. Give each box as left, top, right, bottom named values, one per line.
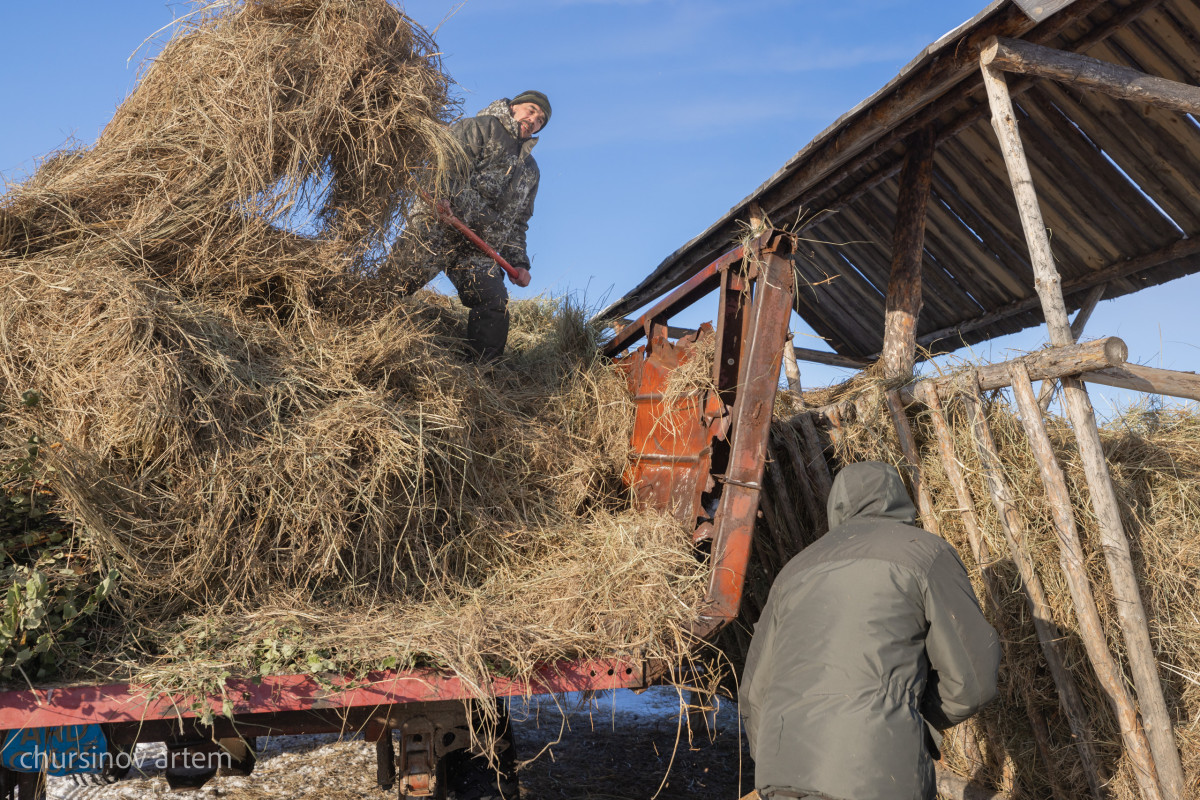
left=2, top=0, right=1196, bottom=410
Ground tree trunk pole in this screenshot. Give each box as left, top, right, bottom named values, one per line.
left=1039, top=283, right=1106, bottom=410
left=782, top=333, right=803, bottom=395
left=915, top=381, right=1070, bottom=797
left=913, top=384, right=987, bottom=565
left=979, top=64, right=1073, bottom=343
left=962, top=379, right=1107, bottom=800
left=808, top=337, right=1127, bottom=425
left=982, top=56, right=1186, bottom=797
left=1010, top=363, right=1163, bottom=800
left=1083, top=363, right=1200, bottom=403
left=982, top=35, right=1200, bottom=115
left=884, top=390, right=939, bottom=535
left=881, top=129, right=936, bottom=378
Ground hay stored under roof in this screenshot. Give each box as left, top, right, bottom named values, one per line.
left=733, top=392, right=1200, bottom=799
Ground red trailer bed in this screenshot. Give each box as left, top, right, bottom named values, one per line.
left=0, top=233, right=796, bottom=799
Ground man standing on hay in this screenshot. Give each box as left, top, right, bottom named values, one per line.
left=385, top=91, right=550, bottom=360
left=740, top=461, right=1000, bottom=800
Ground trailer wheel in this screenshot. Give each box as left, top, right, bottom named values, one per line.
left=66, top=739, right=133, bottom=786
left=439, top=703, right=518, bottom=800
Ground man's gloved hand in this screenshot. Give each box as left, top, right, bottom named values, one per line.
left=512, top=267, right=531, bottom=288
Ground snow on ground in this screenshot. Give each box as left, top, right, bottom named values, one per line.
left=46, top=687, right=749, bottom=800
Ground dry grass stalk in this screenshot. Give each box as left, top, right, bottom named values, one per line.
left=829, top=387, right=1199, bottom=799
left=0, top=0, right=711, bottom=702
left=724, top=367, right=1199, bottom=798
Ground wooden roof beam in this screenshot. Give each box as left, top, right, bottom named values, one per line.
left=982, top=34, right=1200, bottom=114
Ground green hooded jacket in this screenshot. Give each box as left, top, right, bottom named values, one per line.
left=740, top=461, right=1000, bottom=800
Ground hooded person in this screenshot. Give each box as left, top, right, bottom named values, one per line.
left=384, top=91, right=551, bottom=360
left=739, top=461, right=1000, bottom=800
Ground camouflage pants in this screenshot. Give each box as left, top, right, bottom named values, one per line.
left=386, top=219, right=510, bottom=360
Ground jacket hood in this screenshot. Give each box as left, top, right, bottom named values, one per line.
left=826, top=461, right=918, bottom=530
left=477, top=98, right=539, bottom=150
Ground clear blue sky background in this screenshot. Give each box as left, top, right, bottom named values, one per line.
left=2, top=0, right=1196, bottom=412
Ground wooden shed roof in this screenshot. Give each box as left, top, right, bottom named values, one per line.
left=600, top=0, right=1200, bottom=360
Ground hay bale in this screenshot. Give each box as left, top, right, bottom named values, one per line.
left=0, top=0, right=709, bottom=697
left=752, top=388, right=1200, bottom=799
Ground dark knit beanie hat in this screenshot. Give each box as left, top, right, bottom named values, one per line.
left=511, top=90, right=552, bottom=128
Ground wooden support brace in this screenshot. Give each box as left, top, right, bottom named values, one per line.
left=982, top=35, right=1200, bottom=115
left=982, top=43, right=1187, bottom=798
left=1085, top=363, right=1200, bottom=403
left=1059, top=374, right=1186, bottom=796
left=883, top=389, right=938, bottom=535
left=961, top=378, right=1107, bottom=800
left=1010, top=363, right=1164, bottom=800
left=913, top=384, right=988, bottom=566
left=1038, top=283, right=1105, bottom=410
left=880, top=128, right=935, bottom=378
left=793, top=347, right=871, bottom=369
left=810, top=336, right=1127, bottom=425
left=915, top=381, right=1068, bottom=796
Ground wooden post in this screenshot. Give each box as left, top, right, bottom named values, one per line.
left=961, top=378, right=1107, bottom=800
left=1010, top=363, right=1164, bottom=800
left=915, top=381, right=1069, bottom=797
left=982, top=35, right=1200, bottom=115
left=781, top=331, right=833, bottom=519
left=913, top=384, right=987, bottom=565
left=1060, top=373, right=1186, bottom=795
left=1069, top=283, right=1105, bottom=342
left=782, top=333, right=803, bottom=395
left=793, top=347, right=871, bottom=369
left=979, top=63, right=1073, bottom=343
left=880, top=129, right=935, bottom=378
left=1038, top=283, right=1106, bottom=409
left=884, top=390, right=939, bottom=535
left=982, top=52, right=1187, bottom=798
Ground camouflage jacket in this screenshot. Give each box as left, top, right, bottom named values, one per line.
left=442, top=98, right=541, bottom=272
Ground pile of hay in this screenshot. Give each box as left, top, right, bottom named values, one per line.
left=0, top=0, right=707, bottom=696
left=742, top=388, right=1199, bottom=799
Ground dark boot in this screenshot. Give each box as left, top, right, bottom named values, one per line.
left=466, top=305, right=510, bottom=361
left=448, top=260, right=510, bottom=360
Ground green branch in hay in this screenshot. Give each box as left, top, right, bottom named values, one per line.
left=0, top=0, right=716, bottom=705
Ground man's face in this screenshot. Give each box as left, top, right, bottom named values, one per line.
left=510, top=102, right=546, bottom=138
